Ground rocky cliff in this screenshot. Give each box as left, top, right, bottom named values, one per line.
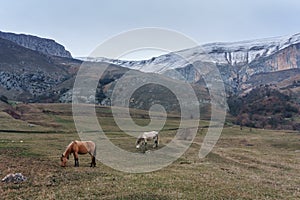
left=86, top=33, right=300, bottom=95
left=0, top=31, right=72, bottom=58
left=0, top=37, right=79, bottom=102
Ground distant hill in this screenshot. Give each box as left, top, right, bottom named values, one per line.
left=0, top=31, right=72, bottom=58
left=80, top=33, right=300, bottom=130
left=0, top=37, right=80, bottom=102
left=82, top=33, right=300, bottom=96
left=0, top=34, right=129, bottom=103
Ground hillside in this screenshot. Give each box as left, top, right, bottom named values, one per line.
left=0, top=35, right=130, bottom=103
left=80, top=33, right=300, bottom=129
left=228, top=85, right=300, bottom=130
left=0, top=37, right=80, bottom=102
left=84, top=33, right=300, bottom=96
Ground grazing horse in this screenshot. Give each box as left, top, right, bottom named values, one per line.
left=136, top=131, right=159, bottom=150
left=60, top=140, right=96, bottom=167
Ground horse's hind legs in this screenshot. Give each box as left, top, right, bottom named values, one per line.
left=141, top=142, right=147, bottom=153
left=153, top=138, right=158, bottom=148
left=90, top=156, right=96, bottom=167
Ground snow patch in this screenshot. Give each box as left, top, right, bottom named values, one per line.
left=76, top=33, right=300, bottom=73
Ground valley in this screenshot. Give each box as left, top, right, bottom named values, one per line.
left=0, top=103, right=299, bottom=199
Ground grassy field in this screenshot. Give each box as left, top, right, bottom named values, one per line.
left=0, top=104, right=300, bottom=199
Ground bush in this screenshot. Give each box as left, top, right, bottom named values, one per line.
left=0, top=95, right=9, bottom=103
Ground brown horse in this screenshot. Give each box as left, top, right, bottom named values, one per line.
left=60, top=140, right=96, bottom=167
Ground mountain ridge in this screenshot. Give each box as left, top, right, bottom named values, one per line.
left=80, top=32, right=300, bottom=96
left=79, top=32, right=300, bottom=71
left=0, top=31, right=72, bottom=58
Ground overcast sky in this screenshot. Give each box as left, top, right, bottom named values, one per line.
left=1, top=0, right=300, bottom=58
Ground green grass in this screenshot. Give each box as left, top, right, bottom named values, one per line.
left=0, top=104, right=300, bottom=199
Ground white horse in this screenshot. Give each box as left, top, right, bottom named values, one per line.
left=136, top=131, right=159, bottom=149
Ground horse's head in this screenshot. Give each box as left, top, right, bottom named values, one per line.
left=136, top=137, right=145, bottom=149
left=60, top=154, right=69, bottom=167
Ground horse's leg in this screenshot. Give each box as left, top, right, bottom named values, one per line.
left=74, top=153, right=79, bottom=167
left=144, top=140, right=147, bottom=151
left=91, top=156, right=96, bottom=167
left=93, top=156, right=96, bottom=167
left=154, top=138, right=158, bottom=148
left=90, top=155, right=93, bottom=167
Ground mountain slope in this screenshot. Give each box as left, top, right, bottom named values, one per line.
left=83, top=33, right=300, bottom=95
left=0, top=31, right=72, bottom=58
left=0, top=37, right=79, bottom=102
left=0, top=35, right=131, bottom=103
left=79, top=33, right=300, bottom=129
left=2, top=31, right=300, bottom=129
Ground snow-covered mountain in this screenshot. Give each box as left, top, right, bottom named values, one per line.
left=79, top=33, right=300, bottom=94
left=79, top=33, right=300, bottom=73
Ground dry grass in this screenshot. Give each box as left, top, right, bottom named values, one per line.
left=0, top=104, right=300, bottom=199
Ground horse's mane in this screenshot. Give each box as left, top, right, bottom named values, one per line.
left=63, top=141, right=75, bottom=157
